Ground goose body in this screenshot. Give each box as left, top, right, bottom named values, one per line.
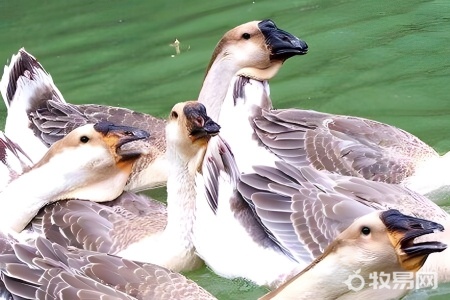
left=0, top=19, right=306, bottom=192
left=1, top=49, right=168, bottom=192
left=0, top=121, right=149, bottom=232
left=237, top=161, right=450, bottom=285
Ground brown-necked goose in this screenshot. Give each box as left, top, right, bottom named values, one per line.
left=260, top=210, right=446, bottom=300
left=0, top=121, right=149, bottom=233
left=0, top=20, right=307, bottom=192
left=1, top=101, right=219, bottom=272
left=238, top=162, right=450, bottom=285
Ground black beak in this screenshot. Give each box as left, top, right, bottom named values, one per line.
left=258, top=19, right=308, bottom=60
left=184, top=103, right=221, bottom=140
left=94, top=121, right=150, bottom=148
left=94, top=121, right=150, bottom=160
left=381, top=209, right=447, bottom=257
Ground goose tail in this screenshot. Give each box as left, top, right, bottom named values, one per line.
left=0, top=48, right=65, bottom=162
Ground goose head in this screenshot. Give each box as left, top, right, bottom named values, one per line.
left=32, top=121, right=150, bottom=201
left=206, top=19, right=308, bottom=81
left=332, top=209, right=446, bottom=274
left=166, top=101, right=220, bottom=170
left=200, top=19, right=308, bottom=121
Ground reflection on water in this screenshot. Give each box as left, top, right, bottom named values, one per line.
left=1, top=0, right=450, bottom=298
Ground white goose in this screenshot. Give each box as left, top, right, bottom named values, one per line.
left=1, top=101, right=220, bottom=272
left=0, top=19, right=307, bottom=192
left=111, top=100, right=220, bottom=271
left=0, top=209, right=444, bottom=300
left=0, top=121, right=149, bottom=233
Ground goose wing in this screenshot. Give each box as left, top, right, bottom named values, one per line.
left=238, top=161, right=448, bottom=263
left=33, top=192, right=167, bottom=255
left=30, top=100, right=167, bottom=148
left=0, top=235, right=215, bottom=299
left=253, top=109, right=438, bottom=184
left=2, top=48, right=166, bottom=148
left=200, top=136, right=241, bottom=213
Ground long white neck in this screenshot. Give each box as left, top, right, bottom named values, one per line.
left=145, top=145, right=204, bottom=271
left=263, top=251, right=408, bottom=300
left=164, top=156, right=198, bottom=246
left=198, top=55, right=240, bottom=122
left=0, top=163, right=77, bottom=232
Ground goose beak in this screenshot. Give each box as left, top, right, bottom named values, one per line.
left=259, top=19, right=308, bottom=60
left=94, top=121, right=150, bottom=161
left=184, top=102, right=221, bottom=142
left=381, top=209, right=447, bottom=272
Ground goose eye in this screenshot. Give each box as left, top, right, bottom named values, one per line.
left=80, top=136, right=90, bottom=143
left=242, top=33, right=251, bottom=40
left=361, top=227, right=371, bottom=236
left=171, top=111, right=178, bottom=119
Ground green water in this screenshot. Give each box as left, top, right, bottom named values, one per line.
left=1, top=0, right=450, bottom=299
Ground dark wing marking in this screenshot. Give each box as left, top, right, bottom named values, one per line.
left=201, top=136, right=240, bottom=213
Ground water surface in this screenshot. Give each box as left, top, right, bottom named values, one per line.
left=1, top=0, right=449, bottom=298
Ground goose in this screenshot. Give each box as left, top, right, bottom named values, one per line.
left=0, top=49, right=167, bottom=192
left=0, top=19, right=307, bottom=192
left=0, top=209, right=444, bottom=300
left=237, top=162, right=450, bottom=286
left=260, top=209, right=447, bottom=300
left=218, top=76, right=449, bottom=199
left=0, top=121, right=149, bottom=233
left=1, top=101, right=220, bottom=272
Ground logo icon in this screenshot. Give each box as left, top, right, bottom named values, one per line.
left=344, top=269, right=365, bottom=292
